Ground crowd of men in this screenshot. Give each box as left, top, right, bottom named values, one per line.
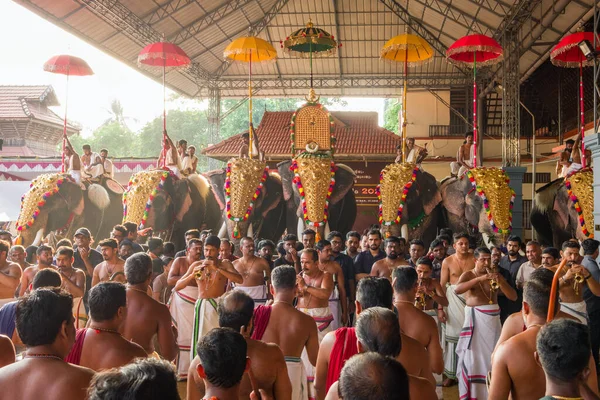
left=0, top=223, right=599, bottom=400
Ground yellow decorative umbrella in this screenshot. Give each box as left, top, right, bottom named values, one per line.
left=224, top=36, right=277, bottom=158
left=381, top=34, right=433, bottom=162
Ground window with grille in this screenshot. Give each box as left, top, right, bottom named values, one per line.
left=523, top=200, right=532, bottom=230
left=523, top=173, right=551, bottom=184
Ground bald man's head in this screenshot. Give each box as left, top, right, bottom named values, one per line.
left=355, top=307, right=401, bottom=357
left=217, top=290, right=254, bottom=332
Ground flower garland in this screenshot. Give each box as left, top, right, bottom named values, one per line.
left=376, top=165, right=418, bottom=226
left=122, top=169, right=171, bottom=229
left=290, top=158, right=336, bottom=228
left=564, top=168, right=593, bottom=238
left=289, top=102, right=336, bottom=154
left=466, top=170, right=515, bottom=235
left=17, top=175, right=72, bottom=231
left=224, top=162, right=269, bottom=229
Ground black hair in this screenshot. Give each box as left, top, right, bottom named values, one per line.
left=88, top=282, right=127, bottom=322
left=36, top=244, right=53, bottom=256
left=356, top=307, right=401, bottom=357
left=123, top=222, right=138, bottom=234
left=32, top=268, right=62, bottom=289
left=523, top=268, right=557, bottom=317
left=83, top=144, right=91, bottom=150
left=327, top=231, right=343, bottom=241
left=429, top=238, right=444, bottom=249
left=177, top=139, right=187, bottom=147
left=218, top=291, right=254, bottom=332
left=507, top=235, right=522, bottom=245
left=271, top=265, right=296, bottom=290
left=87, top=358, right=180, bottom=400
left=56, top=239, right=72, bottom=248
left=409, top=239, right=424, bottom=248
left=100, top=149, right=108, bottom=154
left=16, top=289, right=73, bottom=347
left=384, top=236, right=401, bottom=246
left=99, top=238, right=118, bottom=249
left=299, top=248, right=318, bottom=262
left=56, top=246, right=74, bottom=258
left=339, top=352, right=410, bottom=400
left=163, top=242, right=176, bottom=258
left=315, top=239, right=331, bottom=251
left=367, top=229, right=382, bottom=239
left=392, top=267, right=417, bottom=293
left=537, top=319, right=590, bottom=382
left=112, top=225, right=128, bottom=237
left=257, top=239, right=275, bottom=250
left=453, top=232, right=470, bottom=242
left=197, top=327, right=247, bottom=389
left=582, top=239, right=600, bottom=256
left=125, top=253, right=153, bottom=285
left=562, top=240, right=581, bottom=251
left=119, top=239, right=134, bottom=249
left=542, top=247, right=560, bottom=259
left=440, top=228, right=453, bottom=237
left=282, top=234, right=298, bottom=242
left=346, top=231, right=361, bottom=241
left=437, top=234, right=452, bottom=245
left=465, top=131, right=473, bottom=138
left=25, top=245, right=38, bottom=264
left=356, top=277, right=393, bottom=310
left=474, top=247, right=491, bottom=258
left=302, top=229, right=316, bottom=237
left=185, top=229, right=201, bottom=239
left=148, top=237, right=164, bottom=252
left=187, top=238, right=202, bottom=249
left=416, top=257, right=433, bottom=269
left=565, top=139, right=575, bottom=146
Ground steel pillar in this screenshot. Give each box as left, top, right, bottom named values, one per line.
left=505, top=166, right=527, bottom=239
left=207, top=89, right=221, bottom=171
left=590, top=4, right=600, bottom=238
left=501, top=28, right=521, bottom=167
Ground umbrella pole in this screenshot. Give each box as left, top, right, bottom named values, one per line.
left=402, top=52, right=408, bottom=163
left=62, top=72, right=69, bottom=173
left=249, top=51, right=253, bottom=159
left=161, top=57, right=167, bottom=168
left=580, top=61, right=586, bottom=168
left=310, top=41, right=313, bottom=89
left=473, top=53, right=478, bottom=167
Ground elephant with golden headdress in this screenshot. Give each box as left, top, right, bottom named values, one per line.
left=122, top=169, right=221, bottom=251
left=530, top=168, right=593, bottom=247
left=15, top=174, right=124, bottom=247
left=440, top=167, right=516, bottom=247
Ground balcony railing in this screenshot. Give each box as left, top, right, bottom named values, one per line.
left=429, top=125, right=503, bottom=137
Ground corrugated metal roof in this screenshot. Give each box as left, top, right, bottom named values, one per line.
left=14, top=0, right=599, bottom=98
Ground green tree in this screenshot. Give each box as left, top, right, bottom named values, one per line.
left=383, top=98, right=401, bottom=134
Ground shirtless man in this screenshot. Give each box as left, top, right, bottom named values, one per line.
left=64, top=136, right=82, bottom=184
left=0, top=334, right=14, bottom=368
left=238, top=130, right=263, bottom=160
left=66, top=282, right=147, bottom=370
left=0, top=289, right=94, bottom=400
left=547, top=240, right=600, bottom=324
left=252, top=265, right=319, bottom=400
left=297, top=249, right=334, bottom=399
left=450, top=132, right=474, bottom=177
left=439, top=232, right=474, bottom=386
left=9, top=245, right=30, bottom=274
left=316, top=239, right=348, bottom=328
left=187, top=145, right=199, bottom=174
left=167, top=238, right=203, bottom=379
left=415, top=257, right=448, bottom=322
left=566, top=135, right=584, bottom=176
left=174, top=236, right=242, bottom=362
left=404, top=137, right=428, bottom=168
left=92, top=239, right=125, bottom=286
left=454, top=247, right=517, bottom=400
left=18, top=244, right=51, bottom=297
left=370, top=236, right=408, bottom=280
left=121, top=253, right=177, bottom=361
left=325, top=307, right=437, bottom=400
left=392, top=267, right=443, bottom=375
left=187, top=291, right=292, bottom=400
left=55, top=246, right=87, bottom=328
left=80, top=144, right=103, bottom=180
left=157, top=131, right=181, bottom=177
left=99, top=149, right=114, bottom=179
left=489, top=268, right=598, bottom=400
left=232, top=237, right=271, bottom=305
left=315, top=276, right=435, bottom=400
left=0, top=240, right=21, bottom=308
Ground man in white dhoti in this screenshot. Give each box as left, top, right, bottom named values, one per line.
left=64, top=136, right=82, bottom=184
left=233, top=237, right=271, bottom=307
left=99, top=149, right=114, bottom=179
left=297, top=249, right=334, bottom=400
left=455, top=247, right=517, bottom=399
left=81, top=144, right=103, bottom=179
left=450, top=132, right=474, bottom=177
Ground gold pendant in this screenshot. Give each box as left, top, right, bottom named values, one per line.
left=489, top=300, right=493, bottom=305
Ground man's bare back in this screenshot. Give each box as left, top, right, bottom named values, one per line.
left=0, top=259, right=21, bottom=300
left=79, top=328, right=147, bottom=371
left=92, top=259, right=125, bottom=286
left=370, top=258, right=407, bottom=280
left=0, top=358, right=94, bottom=400
left=399, top=333, right=436, bottom=385
left=233, top=255, right=271, bottom=287
left=18, top=264, right=43, bottom=297
left=261, top=302, right=319, bottom=359
left=122, top=288, right=177, bottom=360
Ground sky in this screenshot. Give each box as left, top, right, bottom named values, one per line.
left=0, top=2, right=386, bottom=137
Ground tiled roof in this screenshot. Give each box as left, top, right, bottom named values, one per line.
left=0, top=85, right=77, bottom=131
left=202, top=111, right=401, bottom=160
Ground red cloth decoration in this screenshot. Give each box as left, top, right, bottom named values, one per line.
left=251, top=305, right=272, bottom=341
left=325, top=327, right=358, bottom=393
left=65, top=328, right=87, bottom=365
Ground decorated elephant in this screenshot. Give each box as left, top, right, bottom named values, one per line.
left=204, top=158, right=286, bottom=249
left=440, top=167, right=516, bottom=247
left=122, top=169, right=221, bottom=250
left=377, top=163, right=442, bottom=248
left=15, top=173, right=124, bottom=247
left=530, top=168, right=593, bottom=247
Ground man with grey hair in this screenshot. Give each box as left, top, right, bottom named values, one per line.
left=252, top=265, right=319, bottom=400
left=121, top=253, right=176, bottom=361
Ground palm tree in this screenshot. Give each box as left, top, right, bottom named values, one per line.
left=102, top=99, right=137, bottom=129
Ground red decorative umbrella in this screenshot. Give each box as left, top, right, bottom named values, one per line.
left=138, top=40, right=190, bottom=166
left=43, top=55, right=94, bottom=172
left=447, top=34, right=503, bottom=167
left=551, top=32, right=600, bottom=168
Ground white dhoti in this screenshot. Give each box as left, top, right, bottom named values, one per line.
left=232, top=284, right=268, bottom=307
left=566, top=162, right=583, bottom=176
left=286, top=356, right=308, bottom=400
left=168, top=286, right=198, bottom=379
left=69, top=170, right=82, bottom=184
left=299, top=306, right=333, bottom=400
left=72, top=297, right=87, bottom=330
left=442, top=284, right=466, bottom=380
left=456, top=304, right=501, bottom=400
left=191, top=297, right=219, bottom=361
left=329, top=286, right=340, bottom=331
left=560, top=301, right=588, bottom=325
left=167, top=165, right=180, bottom=177
left=450, top=162, right=471, bottom=177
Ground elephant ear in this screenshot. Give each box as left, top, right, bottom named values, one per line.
left=277, top=160, right=294, bottom=202
left=415, top=170, right=442, bottom=215
left=204, top=169, right=227, bottom=211
left=553, top=185, right=571, bottom=230
left=441, top=178, right=468, bottom=218
left=260, top=173, right=283, bottom=217
left=465, top=189, right=484, bottom=227
left=330, top=163, right=356, bottom=205
left=173, top=178, right=193, bottom=223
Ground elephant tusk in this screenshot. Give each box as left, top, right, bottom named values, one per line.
left=297, top=218, right=305, bottom=239
left=324, top=222, right=331, bottom=239
left=401, top=224, right=408, bottom=240
left=218, top=221, right=228, bottom=238
left=247, top=223, right=254, bottom=239
left=32, top=228, right=45, bottom=246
